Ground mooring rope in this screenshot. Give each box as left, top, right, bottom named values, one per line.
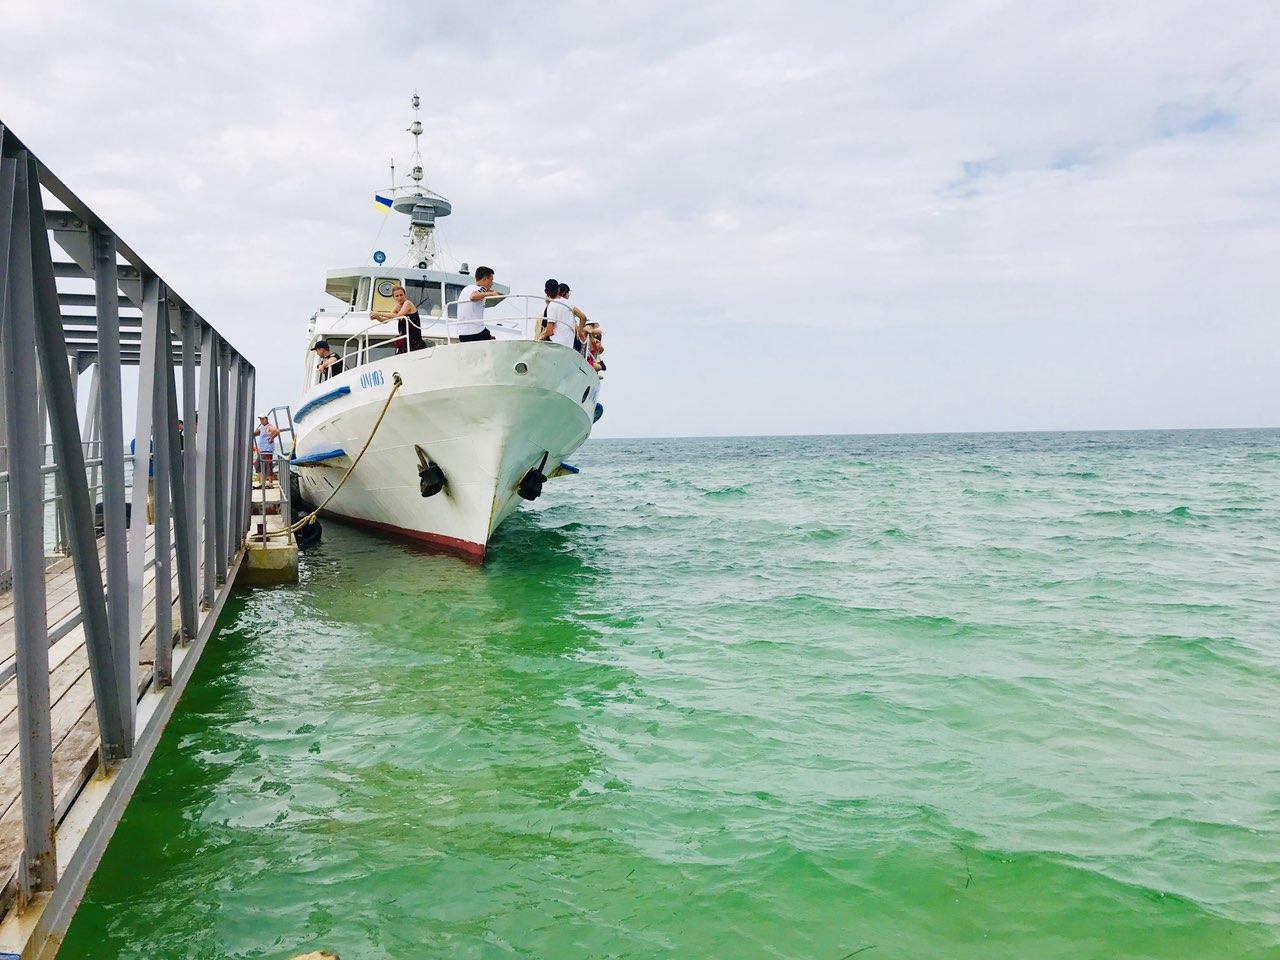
left=260, top=371, right=403, bottom=539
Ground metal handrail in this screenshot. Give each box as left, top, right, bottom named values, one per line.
left=314, top=294, right=588, bottom=383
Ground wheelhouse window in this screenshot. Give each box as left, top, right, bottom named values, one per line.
left=406, top=279, right=443, bottom=318
left=445, top=284, right=464, bottom=318
left=355, top=277, right=371, bottom=312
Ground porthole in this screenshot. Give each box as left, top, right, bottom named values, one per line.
left=581, top=387, right=591, bottom=402
left=514, top=362, right=529, bottom=375
left=376, top=279, right=395, bottom=297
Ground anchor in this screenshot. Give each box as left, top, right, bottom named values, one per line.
left=518, top=452, right=550, bottom=501
left=414, top=445, right=447, bottom=498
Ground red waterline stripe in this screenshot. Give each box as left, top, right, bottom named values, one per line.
left=319, top=510, right=487, bottom=563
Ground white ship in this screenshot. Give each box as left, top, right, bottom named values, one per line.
left=290, top=96, right=601, bottom=561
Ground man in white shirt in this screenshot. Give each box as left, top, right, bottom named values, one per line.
left=454, top=265, right=498, bottom=342
left=558, top=282, right=589, bottom=349
left=540, top=277, right=580, bottom=348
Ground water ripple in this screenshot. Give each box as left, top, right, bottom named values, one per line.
left=61, top=429, right=1280, bottom=960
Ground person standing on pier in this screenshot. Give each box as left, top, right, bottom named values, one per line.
left=455, top=266, right=499, bottom=342
left=256, top=415, right=280, bottom=489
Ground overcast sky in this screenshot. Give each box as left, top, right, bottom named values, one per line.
left=4, top=1, right=1278, bottom=437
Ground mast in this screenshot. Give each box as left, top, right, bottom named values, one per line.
left=391, top=92, right=452, bottom=269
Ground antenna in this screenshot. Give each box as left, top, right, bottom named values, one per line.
left=386, top=91, right=451, bottom=269
left=408, top=91, right=424, bottom=185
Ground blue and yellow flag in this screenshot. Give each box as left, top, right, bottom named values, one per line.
left=373, top=194, right=393, bottom=214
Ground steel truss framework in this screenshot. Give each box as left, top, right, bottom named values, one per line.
left=0, top=119, right=254, bottom=925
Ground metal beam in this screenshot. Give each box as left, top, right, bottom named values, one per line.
left=0, top=153, right=57, bottom=894
left=228, top=355, right=248, bottom=568
left=90, top=227, right=133, bottom=764
left=228, top=359, right=243, bottom=561
left=162, top=302, right=197, bottom=654
left=243, top=364, right=257, bottom=536
left=145, top=279, right=174, bottom=687
left=62, top=324, right=166, bottom=339
left=43, top=210, right=86, bottom=232
left=67, top=352, right=188, bottom=368
left=82, top=360, right=101, bottom=537
left=53, top=260, right=142, bottom=282
left=24, top=152, right=127, bottom=770
left=61, top=310, right=145, bottom=326
left=213, top=343, right=229, bottom=584
left=0, top=315, right=9, bottom=580
left=196, top=326, right=217, bottom=605
left=240, top=359, right=253, bottom=542
left=125, top=269, right=162, bottom=744
left=179, top=307, right=198, bottom=632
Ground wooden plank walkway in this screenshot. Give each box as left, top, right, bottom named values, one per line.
left=0, top=525, right=180, bottom=912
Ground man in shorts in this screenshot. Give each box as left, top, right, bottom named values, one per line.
left=256, top=415, right=280, bottom=488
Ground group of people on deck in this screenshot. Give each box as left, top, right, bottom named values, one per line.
left=312, top=267, right=605, bottom=381
left=541, top=278, right=608, bottom=374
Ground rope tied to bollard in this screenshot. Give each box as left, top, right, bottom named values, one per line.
left=263, top=371, right=403, bottom=538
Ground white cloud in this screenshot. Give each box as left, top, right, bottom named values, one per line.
left=3, top=0, right=1277, bottom=436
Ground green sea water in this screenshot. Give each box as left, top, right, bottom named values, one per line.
left=61, top=430, right=1280, bottom=960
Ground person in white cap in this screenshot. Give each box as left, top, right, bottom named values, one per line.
left=255, top=415, right=280, bottom=488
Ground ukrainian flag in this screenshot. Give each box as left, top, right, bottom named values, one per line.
left=373, top=194, right=393, bottom=214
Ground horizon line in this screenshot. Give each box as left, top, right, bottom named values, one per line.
left=588, top=424, right=1280, bottom=442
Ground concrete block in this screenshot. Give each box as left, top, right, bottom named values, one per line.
left=236, top=541, right=299, bottom=586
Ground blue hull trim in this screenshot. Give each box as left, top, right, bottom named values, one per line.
left=294, top=385, right=351, bottom=422
left=293, top=448, right=347, bottom=466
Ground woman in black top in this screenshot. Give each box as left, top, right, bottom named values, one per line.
left=371, top=285, right=426, bottom=354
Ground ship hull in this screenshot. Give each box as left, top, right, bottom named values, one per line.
left=292, top=339, right=599, bottom=561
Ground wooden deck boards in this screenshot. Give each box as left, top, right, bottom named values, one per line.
left=0, top=525, right=183, bottom=909
left=0, top=530, right=160, bottom=681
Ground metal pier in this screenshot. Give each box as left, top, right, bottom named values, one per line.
left=0, top=121, right=255, bottom=958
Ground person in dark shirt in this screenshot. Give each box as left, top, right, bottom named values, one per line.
left=370, top=285, right=425, bottom=353
left=313, top=340, right=344, bottom=381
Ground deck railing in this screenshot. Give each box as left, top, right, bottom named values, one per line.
left=322, top=294, right=592, bottom=378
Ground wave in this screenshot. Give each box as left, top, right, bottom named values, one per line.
left=704, top=485, right=748, bottom=500
left=962, top=488, right=1008, bottom=502
left=802, top=527, right=843, bottom=542
left=1137, top=632, right=1274, bottom=675
left=1082, top=506, right=1199, bottom=522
